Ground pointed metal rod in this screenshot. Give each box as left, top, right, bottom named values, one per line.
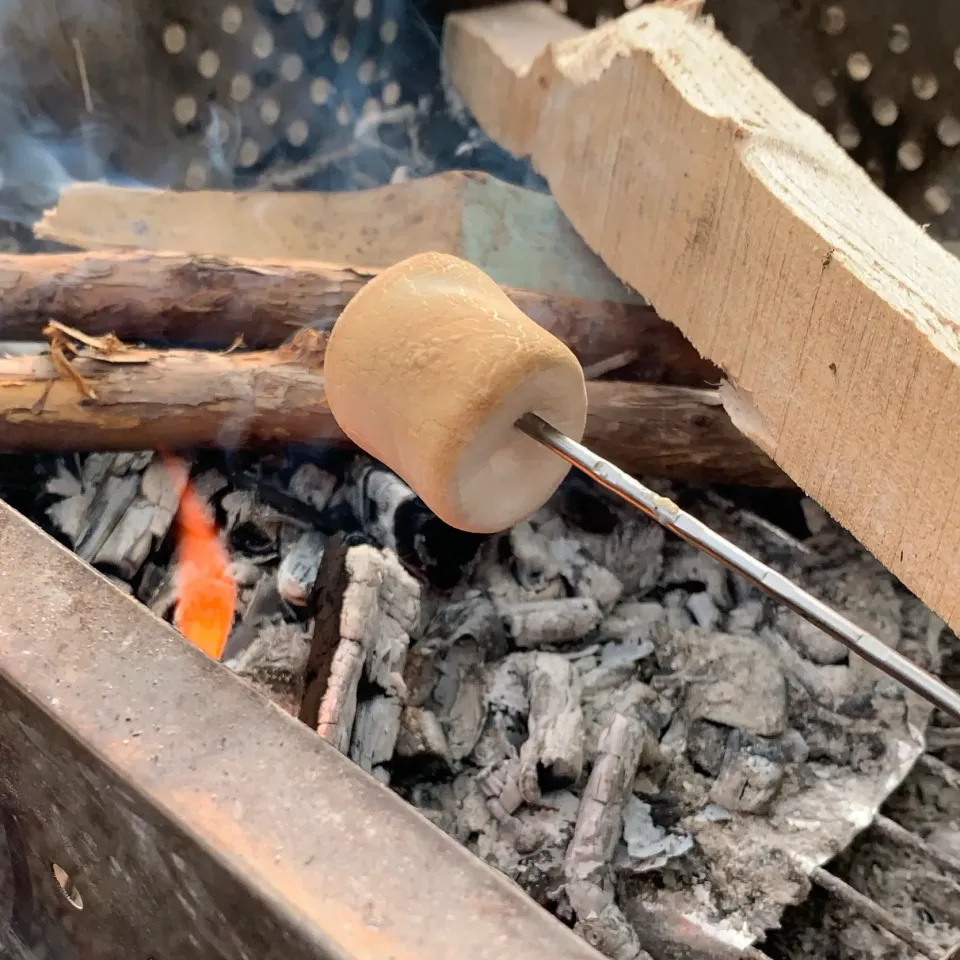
left=515, top=413, right=960, bottom=724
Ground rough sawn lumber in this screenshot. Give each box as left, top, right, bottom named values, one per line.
left=443, top=0, right=960, bottom=633
left=35, top=171, right=637, bottom=302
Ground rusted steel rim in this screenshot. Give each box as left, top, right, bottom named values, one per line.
left=0, top=499, right=604, bottom=960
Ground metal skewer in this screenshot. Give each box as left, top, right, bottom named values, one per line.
left=516, top=412, right=960, bottom=724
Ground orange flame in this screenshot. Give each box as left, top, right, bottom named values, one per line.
left=164, top=455, right=237, bottom=660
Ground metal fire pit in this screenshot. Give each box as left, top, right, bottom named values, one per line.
left=1, top=2, right=960, bottom=959
left=0, top=497, right=604, bottom=960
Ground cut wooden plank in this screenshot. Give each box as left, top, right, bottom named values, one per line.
left=442, top=0, right=960, bottom=635
left=35, top=171, right=639, bottom=302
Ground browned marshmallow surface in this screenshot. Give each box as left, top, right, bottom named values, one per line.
left=324, top=252, right=587, bottom=532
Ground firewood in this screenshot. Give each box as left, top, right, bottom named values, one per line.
left=0, top=249, right=716, bottom=386
left=0, top=330, right=788, bottom=486
left=35, top=172, right=638, bottom=302
left=442, top=0, right=960, bottom=635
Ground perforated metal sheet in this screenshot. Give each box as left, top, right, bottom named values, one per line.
left=561, top=0, right=960, bottom=240
left=4, top=0, right=960, bottom=237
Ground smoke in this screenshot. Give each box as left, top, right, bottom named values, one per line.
left=0, top=0, right=543, bottom=231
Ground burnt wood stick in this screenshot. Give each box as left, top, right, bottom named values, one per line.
left=0, top=341, right=788, bottom=487
left=0, top=250, right=719, bottom=386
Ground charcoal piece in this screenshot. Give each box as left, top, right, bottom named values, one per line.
left=518, top=654, right=584, bottom=802
left=93, top=499, right=156, bottom=579
left=598, top=640, right=655, bottom=669
left=421, top=593, right=507, bottom=662
left=343, top=460, right=486, bottom=588
left=476, top=759, right=525, bottom=821
left=777, top=608, right=847, bottom=665
left=565, top=713, right=646, bottom=886
left=221, top=489, right=286, bottom=557
left=298, top=535, right=352, bottom=732
left=568, top=881, right=652, bottom=960
left=777, top=728, right=810, bottom=765
left=190, top=467, right=228, bottom=501
left=686, top=720, right=729, bottom=777
left=686, top=592, right=720, bottom=631
left=662, top=591, right=694, bottom=631
left=482, top=556, right=560, bottom=608
left=222, top=574, right=285, bottom=664
left=436, top=639, right=488, bottom=761
left=507, top=521, right=563, bottom=595
left=504, top=597, right=602, bottom=648
left=350, top=696, right=403, bottom=774
left=75, top=473, right=140, bottom=561
left=44, top=461, right=87, bottom=540
left=563, top=714, right=649, bottom=959
left=581, top=678, right=659, bottom=761
left=365, top=549, right=420, bottom=697
left=600, top=600, right=665, bottom=646
left=474, top=805, right=575, bottom=904
left=548, top=537, right=624, bottom=612
left=228, top=558, right=262, bottom=589
left=681, top=631, right=787, bottom=737
left=726, top=600, right=765, bottom=636
left=299, top=541, right=420, bottom=753
left=288, top=462, right=337, bottom=512
left=313, top=548, right=381, bottom=752
left=395, top=706, right=452, bottom=765
left=567, top=506, right=666, bottom=597
left=709, top=733, right=785, bottom=814
left=232, top=619, right=311, bottom=684
left=662, top=547, right=731, bottom=609
left=140, top=455, right=185, bottom=540
left=615, top=798, right=693, bottom=875
left=408, top=593, right=505, bottom=756
left=277, top=529, right=325, bottom=606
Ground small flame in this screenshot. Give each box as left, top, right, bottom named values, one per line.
left=164, top=455, right=236, bottom=659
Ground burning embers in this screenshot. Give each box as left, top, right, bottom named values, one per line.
left=30, top=449, right=944, bottom=958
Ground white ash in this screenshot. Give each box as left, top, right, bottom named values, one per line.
left=311, top=543, right=421, bottom=760
left=31, top=454, right=950, bottom=960
left=390, top=485, right=938, bottom=960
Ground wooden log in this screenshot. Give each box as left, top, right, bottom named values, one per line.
left=0, top=334, right=788, bottom=486
left=0, top=250, right=718, bottom=386
left=35, top=172, right=639, bottom=302
left=442, top=1, right=960, bottom=633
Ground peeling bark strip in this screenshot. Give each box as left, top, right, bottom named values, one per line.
left=0, top=333, right=786, bottom=486
left=442, top=0, right=960, bottom=635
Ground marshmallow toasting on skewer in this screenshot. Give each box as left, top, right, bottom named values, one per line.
left=324, top=251, right=588, bottom=533
left=323, top=252, right=960, bottom=724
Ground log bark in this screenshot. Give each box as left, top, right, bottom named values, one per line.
left=0, top=337, right=788, bottom=486
left=0, top=250, right=718, bottom=387
left=442, top=0, right=960, bottom=633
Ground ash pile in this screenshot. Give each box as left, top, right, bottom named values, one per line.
left=16, top=444, right=952, bottom=960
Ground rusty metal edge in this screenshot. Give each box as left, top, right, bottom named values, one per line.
left=0, top=498, right=605, bottom=960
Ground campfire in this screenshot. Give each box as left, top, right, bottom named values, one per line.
left=0, top=2, right=959, bottom=960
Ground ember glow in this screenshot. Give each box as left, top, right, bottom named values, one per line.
left=164, top=455, right=236, bottom=659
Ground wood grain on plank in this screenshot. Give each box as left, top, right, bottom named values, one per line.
left=443, top=0, right=960, bottom=632
left=36, top=171, right=638, bottom=302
